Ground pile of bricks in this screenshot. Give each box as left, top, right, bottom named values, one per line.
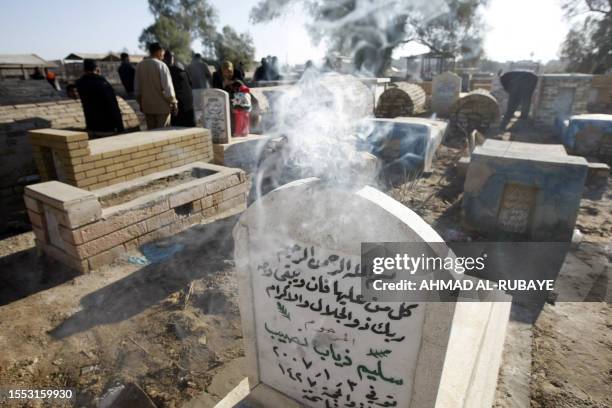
left=25, top=162, right=247, bottom=272
left=532, top=74, right=592, bottom=127
left=375, top=82, right=426, bottom=118
left=30, top=127, right=213, bottom=191
left=449, top=89, right=500, bottom=138
left=0, top=97, right=139, bottom=214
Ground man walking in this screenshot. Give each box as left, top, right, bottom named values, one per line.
left=187, top=53, right=212, bottom=89
left=75, top=59, right=124, bottom=137
left=118, top=53, right=135, bottom=96
left=135, top=43, right=177, bottom=129
left=499, top=70, right=539, bottom=130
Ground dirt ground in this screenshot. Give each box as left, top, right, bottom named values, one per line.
left=0, top=123, right=610, bottom=407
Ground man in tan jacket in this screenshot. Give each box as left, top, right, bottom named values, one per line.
left=135, top=42, right=178, bottom=129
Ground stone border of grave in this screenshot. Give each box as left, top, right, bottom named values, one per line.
left=25, top=162, right=247, bottom=272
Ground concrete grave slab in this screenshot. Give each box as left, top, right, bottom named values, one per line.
left=357, top=117, right=448, bottom=174
left=463, top=139, right=588, bottom=241
left=231, top=178, right=511, bottom=408
left=562, top=113, right=612, bottom=164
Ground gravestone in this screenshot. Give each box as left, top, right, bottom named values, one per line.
left=431, top=72, right=461, bottom=117
left=233, top=178, right=511, bottom=408
left=562, top=113, right=612, bottom=164
left=357, top=117, right=448, bottom=177
left=198, top=88, right=231, bottom=144
left=463, top=139, right=588, bottom=241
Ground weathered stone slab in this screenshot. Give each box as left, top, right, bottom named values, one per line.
left=463, top=139, right=588, bottom=241
left=432, top=72, right=461, bottom=117
left=562, top=113, right=612, bottom=164
left=357, top=117, right=448, bottom=176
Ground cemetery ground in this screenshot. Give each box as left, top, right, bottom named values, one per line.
left=0, top=125, right=610, bottom=408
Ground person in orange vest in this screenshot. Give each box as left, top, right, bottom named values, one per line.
left=44, top=68, right=59, bottom=90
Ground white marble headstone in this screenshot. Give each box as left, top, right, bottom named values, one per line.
left=197, top=88, right=231, bottom=144
left=233, top=178, right=511, bottom=408
left=432, top=72, right=462, bottom=117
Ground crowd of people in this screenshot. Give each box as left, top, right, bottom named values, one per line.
left=65, top=43, right=258, bottom=138
left=253, top=56, right=282, bottom=82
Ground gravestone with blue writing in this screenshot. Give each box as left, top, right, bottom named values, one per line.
left=233, top=178, right=511, bottom=408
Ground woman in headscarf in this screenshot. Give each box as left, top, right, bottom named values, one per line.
left=163, top=50, right=196, bottom=127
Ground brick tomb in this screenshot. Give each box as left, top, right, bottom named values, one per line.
left=25, top=127, right=247, bottom=272
left=29, top=127, right=212, bottom=190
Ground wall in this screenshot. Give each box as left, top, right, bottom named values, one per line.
left=0, top=97, right=140, bottom=229
left=588, top=75, right=612, bottom=114
left=0, top=79, right=63, bottom=105
left=532, top=74, right=592, bottom=128
left=30, top=127, right=213, bottom=191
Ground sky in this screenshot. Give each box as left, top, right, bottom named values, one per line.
left=0, top=0, right=569, bottom=65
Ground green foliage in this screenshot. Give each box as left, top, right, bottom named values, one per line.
left=214, top=26, right=256, bottom=69
left=139, top=16, right=192, bottom=63
left=560, top=0, right=611, bottom=73
left=139, top=0, right=218, bottom=62
left=277, top=302, right=291, bottom=320
left=140, top=0, right=255, bottom=67
left=249, top=0, right=489, bottom=76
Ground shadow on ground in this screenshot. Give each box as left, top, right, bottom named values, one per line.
left=48, top=216, right=239, bottom=339
left=0, top=246, right=80, bottom=306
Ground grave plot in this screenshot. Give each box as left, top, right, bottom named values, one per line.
left=531, top=74, right=592, bottom=128
left=24, top=162, right=246, bottom=273
left=562, top=113, right=612, bottom=165
left=24, top=127, right=247, bottom=272
left=375, top=82, right=426, bottom=118
left=194, top=87, right=273, bottom=172
left=463, top=139, right=588, bottom=241
left=356, top=117, right=448, bottom=183
left=229, top=178, right=511, bottom=408
left=449, top=89, right=499, bottom=139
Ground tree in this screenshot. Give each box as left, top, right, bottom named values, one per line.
left=560, top=0, right=612, bottom=73
left=139, top=16, right=192, bottom=62
left=213, top=26, right=256, bottom=69
left=249, top=0, right=489, bottom=76
left=139, top=0, right=217, bottom=62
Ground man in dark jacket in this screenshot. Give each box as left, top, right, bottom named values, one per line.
left=76, top=59, right=124, bottom=137
left=500, top=70, right=539, bottom=130
left=253, top=58, right=269, bottom=82
left=163, top=51, right=195, bottom=127
left=118, top=53, right=135, bottom=96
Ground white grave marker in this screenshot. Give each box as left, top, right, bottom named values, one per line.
left=198, top=88, right=231, bottom=144
left=233, top=178, right=511, bottom=408
left=432, top=72, right=462, bottom=117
